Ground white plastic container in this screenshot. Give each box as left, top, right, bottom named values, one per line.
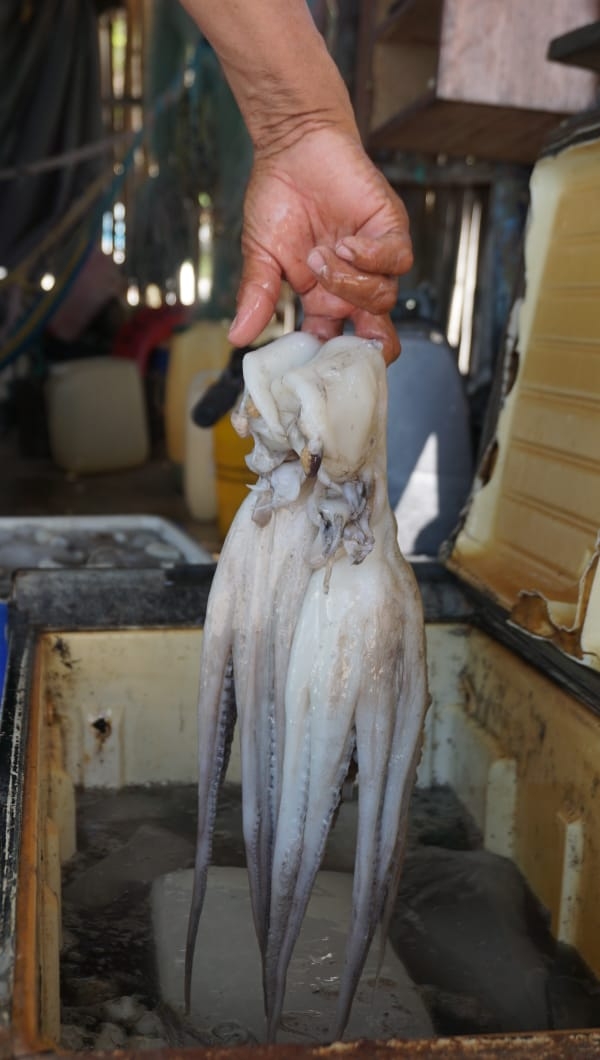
left=165, top=320, right=231, bottom=463
left=45, top=357, right=149, bottom=473
left=184, top=370, right=219, bottom=522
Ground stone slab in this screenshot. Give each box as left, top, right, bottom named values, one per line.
left=152, top=866, right=434, bottom=1045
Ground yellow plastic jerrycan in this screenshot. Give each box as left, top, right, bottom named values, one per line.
left=213, top=414, right=255, bottom=541
left=165, top=319, right=231, bottom=464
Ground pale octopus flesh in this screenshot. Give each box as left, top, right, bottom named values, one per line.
left=185, top=333, right=429, bottom=1042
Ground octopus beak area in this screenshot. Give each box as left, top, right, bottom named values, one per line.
left=230, top=406, right=250, bottom=438
left=300, top=445, right=322, bottom=477
left=245, top=395, right=261, bottom=419
left=231, top=393, right=260, bottom=439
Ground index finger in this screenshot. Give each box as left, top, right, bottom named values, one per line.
left=228, top=248, right=282, bottom=346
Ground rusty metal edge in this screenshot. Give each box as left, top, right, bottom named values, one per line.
left=8, top=1029, right=600, bottom=1060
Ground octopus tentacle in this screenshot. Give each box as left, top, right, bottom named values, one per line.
left=334, top=557, right=427, bottom=1038
left=233, top=490, right=314, bottom=960
left=217, top=657, right=237, bottom=787
left=184, top=558, right=236, bottom=1012
left=377, top=583, right=428, bottom=931
left=264, top=605, right=361, bottom=1036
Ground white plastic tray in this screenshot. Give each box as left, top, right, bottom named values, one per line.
left=0, top=515, right=212, bottom=597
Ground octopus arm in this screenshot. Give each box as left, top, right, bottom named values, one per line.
left=264, top=572, right=363, bottom=1037
left=184, top=531, right=239, bottom=1012
left=233, top=493, right=314, bottom=964
left=336, top=540, right=428, bottom=1039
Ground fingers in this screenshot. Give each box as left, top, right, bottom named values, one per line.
left=301, top=310, right=399, bottom=364
left=228, top=255, right=282, bottom=346
left=303, top=231, right=409, bottom=363
left=307, top=246, right=399, bottom=315
left=351, top=309, right=401, bottom=365
left=299, top=267, right=401, bottom=364
left=336, top=229, right=413, bottom=276
left=231, top=246, right=402, bottom=365
left=300, top=298, right=400, bottom=365
left=300, top=315, right=344, bottom=344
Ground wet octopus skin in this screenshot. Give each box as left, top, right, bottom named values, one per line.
left=185, top=331, right=322, bottom=1005
left=185, top=333, right=429, bottom=1043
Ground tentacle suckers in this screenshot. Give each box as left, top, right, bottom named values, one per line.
left=185, top=332, right=429, bottom=1043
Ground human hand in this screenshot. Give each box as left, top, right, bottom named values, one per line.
left=227, top=126, right=413, bottom=364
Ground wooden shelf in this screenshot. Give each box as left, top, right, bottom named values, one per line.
left=356, top=0, right=599, bottom=164
left=368, top=96, right=571, bottom=164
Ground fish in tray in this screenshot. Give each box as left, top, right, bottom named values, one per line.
left=185, top=332, right=428, bottom=1042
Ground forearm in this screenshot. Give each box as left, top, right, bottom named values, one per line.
left=179, top=0, right=359, bottom=154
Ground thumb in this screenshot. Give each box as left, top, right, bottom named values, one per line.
left=228, top=251, right=283, bottom=346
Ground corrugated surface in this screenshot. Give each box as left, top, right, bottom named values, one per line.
left=450, top=135, right=600, bottom=666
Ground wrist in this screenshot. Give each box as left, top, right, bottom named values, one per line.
left=245, top=100, right=359, bottom=160
left=181, top=0, right=359, bottom=156
left=226, top=40, right=358, bottom=157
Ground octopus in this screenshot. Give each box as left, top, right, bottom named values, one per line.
left=185, top=332, right=429, bottom=1043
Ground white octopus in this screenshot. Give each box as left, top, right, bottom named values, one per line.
left=185, top=332, right=428, bottom=1043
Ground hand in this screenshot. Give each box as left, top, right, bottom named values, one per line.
left=227, top=126, right=413, bottom=364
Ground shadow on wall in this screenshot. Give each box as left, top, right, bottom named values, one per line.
left=387, top=322, right=473, bottom=557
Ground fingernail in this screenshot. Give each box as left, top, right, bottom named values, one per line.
left=307, top=249, right=328, bottom=277
left=228, top=305, right=251, bottom=339
left=335, top=242, right=354, bottom=262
